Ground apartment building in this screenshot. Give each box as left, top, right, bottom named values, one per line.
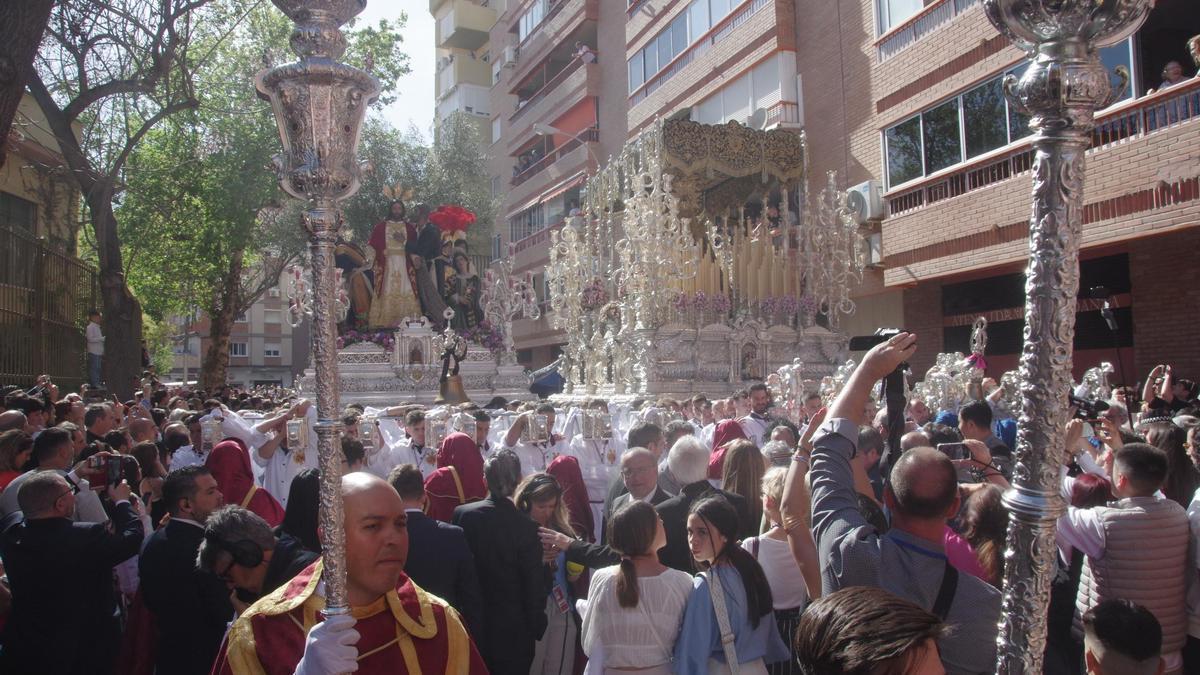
left=485, top=0, right=630, bottom=368
left=169, top=278, right=310, bottom=387
left=795, top=0, right=1200, bottom=381
left=432, top=0, right=496, bottom=138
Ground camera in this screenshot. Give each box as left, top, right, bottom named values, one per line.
left=1069, top=394, right=1110, bottom=421
left=88, top=454, right=141, bottom=486
left=848, top=328, right=903, bottom=352
left=937, top=442, right=969, bottom=461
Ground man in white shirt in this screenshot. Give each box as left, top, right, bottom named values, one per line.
left=168, top=414, right=209, bottom=471
left=739, top=382, right=774, bottom=447
left=253, top=401, right=317, bottom=509
left=368, top=409, right=438, bottom=480
left=503, top=404, right=566, bottom=477
left=85, top=310, right=104, bottom=388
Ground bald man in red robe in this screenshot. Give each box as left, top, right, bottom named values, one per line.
left=210, top=473, right=487, bottom=675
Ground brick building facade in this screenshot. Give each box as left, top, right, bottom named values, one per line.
left=470, top=0, right=1200, bottom=383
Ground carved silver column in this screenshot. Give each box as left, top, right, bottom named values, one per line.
left=982, top=2, right=1150, bottom=672
left=256, top=0, right=379, bottom=618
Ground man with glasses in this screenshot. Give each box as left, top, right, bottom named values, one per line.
left=0, top=426, right=110, bottom=524
left=1, top=471, right=143, bottom=674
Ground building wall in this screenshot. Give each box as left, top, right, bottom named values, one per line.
left=1, top=94, right=83, bottom=252
left=796, top=0, right=1200, bottom=384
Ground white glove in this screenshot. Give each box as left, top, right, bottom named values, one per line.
left=294, top=613, right=359, bottom=675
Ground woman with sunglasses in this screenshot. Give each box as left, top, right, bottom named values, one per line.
left=516, top=472, right=585, bottom=675
left=674, top=495, right=789, bottom=674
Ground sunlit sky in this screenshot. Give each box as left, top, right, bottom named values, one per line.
left=358, top=0, right=436, bottom=140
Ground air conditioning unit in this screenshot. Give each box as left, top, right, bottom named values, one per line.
left=863, top=231, right=884, bottom=268
left=846, top=179, right=884, bottom=224
left=501, top=46, right=518, bottom=68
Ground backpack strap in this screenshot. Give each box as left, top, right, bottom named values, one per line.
left=931, top=560, right=958, bottom=621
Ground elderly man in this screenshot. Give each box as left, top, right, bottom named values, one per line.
left=784, top=333, right=1002, bottom=675
left=213, top=473, right=487, bottom=674
left=0, top=471, right=143, bottom=674
left=655, top=435, right=752, bottom=571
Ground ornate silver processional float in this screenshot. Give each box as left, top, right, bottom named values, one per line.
left=546, top=118, right=865, bottom=401
left=981, top=1, right=1151, bottom=672
left=255, top=0, right=380, bottom=619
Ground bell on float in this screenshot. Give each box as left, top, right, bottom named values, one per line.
left=435, top=374, right=470, bottom=405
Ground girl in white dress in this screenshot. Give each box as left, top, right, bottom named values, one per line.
left=580, top=501, right=694, bottom=675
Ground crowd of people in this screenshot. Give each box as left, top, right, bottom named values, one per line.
left=0, top=333, right=1197, bottom=674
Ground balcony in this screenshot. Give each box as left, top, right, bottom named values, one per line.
left=436, top=54, right=493, bottom=98
left=507, top=133, right=596, bottom=209
left=509, top=0, right=598, bottom=88
left=881, top=78, right=1200, bottom=285
left=436, top=0, right=496, bottom=51
left=436, top=82, right=491, bottom=123
left=508, top=60, right=597, bottom=144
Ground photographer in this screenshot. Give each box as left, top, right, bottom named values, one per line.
left=0, top=427, right=111, bottom=524
left=781, top=333, right=1001, bottom=675
left=0, top=471, right=144, bottom=674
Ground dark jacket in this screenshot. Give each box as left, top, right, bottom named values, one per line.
left=453, top=495, right=547, bottom=675
left=261, top=531, right=319, bottom=597
left=1, top=501, right=143, bottom=675
left=139, top=519, right=233, bottom=675
left=404, top=509, right=484, bottom=637
left=655, top=481, right=753, bottom=573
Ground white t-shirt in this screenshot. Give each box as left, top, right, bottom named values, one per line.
left=86, top=321, right=104, bottom=356
left=741, top=534, right=809, bottom=610
left=253, top=406, right=317, bottom=509
left=580, top=565, right=694, bottom=669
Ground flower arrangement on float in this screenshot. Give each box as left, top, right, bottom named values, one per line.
left=461, top=320, right=505, bottom=355
left=581, top=279, right=609, bottom=310
left=337, top=330, right=396, bottom=352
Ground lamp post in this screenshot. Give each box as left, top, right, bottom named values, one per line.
left=981, top=1, right=1151, bottom=671
left=255, top=0, right=380, bottom=619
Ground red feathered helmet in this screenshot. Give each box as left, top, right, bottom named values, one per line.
left=429, top=205, right=476, bottom=234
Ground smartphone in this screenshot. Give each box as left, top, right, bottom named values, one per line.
left=937, top=442, right=968, bottom=461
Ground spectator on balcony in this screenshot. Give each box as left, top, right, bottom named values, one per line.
left=1158, top=60, right=1188, bottom=91
left=574, top=41, right=596, bottom=64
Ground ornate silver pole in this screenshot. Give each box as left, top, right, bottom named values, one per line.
left=255, top=0, right=380, bottom=618
left=981, top=2, right=1150, bottom=672
left=482, top=246, right=541, bottom=366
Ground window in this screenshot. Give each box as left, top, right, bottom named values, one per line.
left=687, top=1, right=709, bottom=42
left=922, top=99, right=961, bottom=175
left=492, top=117, right=502, bottom=143
left=492, top=234, right=503, bottom=261
left=627, top=0, right=752, bottom=94
left=509, top=203, right=546, bottom=242
left=235, top=312, right=249, bottom=323
left=0, top=191, right=37, bottom=232
left=267, top=287, right=281, bottom=298
left=628, top=52, right=644, bottom=92
left=229, top=342, right=248, bottom=358
left=264, top=344, right=281, bottom=358
left=881, top=39, right=1136, bottom=190
left=885, top=116, right=922, bottom=187
left=518, top=0, right=548, bottom=42
left=878, top=0, right=923, bottom=34
left=264, top=309, right=281, bottom=324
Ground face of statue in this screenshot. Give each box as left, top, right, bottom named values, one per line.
left=389, top=202, right=404, bottom=219
left=455, top=256, right=469, bottom=274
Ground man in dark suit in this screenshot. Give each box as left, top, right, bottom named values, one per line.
left=139, top=465, right=231, bottom=675
left=1, top=471, right=143, bottom=674
left=655, top=436, right=752, bottom=572
left=387, top=464, right=483, bottom=636
left=602, top=421, right=666, bottom=526
left=453, top=450, right=546, bottom=675
left=541, top=447, right=672, bottom=568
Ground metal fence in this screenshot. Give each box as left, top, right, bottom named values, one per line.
left=0, top=225, right=98, bottom=391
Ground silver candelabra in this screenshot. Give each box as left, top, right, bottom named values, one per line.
left=482, top=249, right=541, bottom=365
left=982, top=1, right=1151, bottom=671
left=255, top=0, right=380, bottom=620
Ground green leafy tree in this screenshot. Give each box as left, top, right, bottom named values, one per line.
left=116, top=3, right=408, bottom=390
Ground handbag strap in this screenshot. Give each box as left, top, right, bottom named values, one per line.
left=931, top=560, right=958, bottom=621
left=704, top=567, right=741, bottom=675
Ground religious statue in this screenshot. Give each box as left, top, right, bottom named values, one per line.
left=334, top=240, right=375, bottom=331
left=409, top=203, right=450, bottom=327
left=444, top=249, right=483, bottom=331
left=366, top=199, right=423, bottom=327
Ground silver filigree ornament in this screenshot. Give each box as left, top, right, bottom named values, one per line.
left=255, top=0, right=381, bottom=623
left=982, top=1, right=1152, bottom=672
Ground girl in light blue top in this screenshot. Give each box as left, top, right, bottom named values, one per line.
left=674, top=495, right=790, bottom=675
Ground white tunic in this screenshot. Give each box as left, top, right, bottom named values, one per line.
left=253, top=406, right=317, bottom=509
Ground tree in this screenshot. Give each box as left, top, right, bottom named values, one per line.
left=116, top=3, right=408, bottom=390
left=341, top=112, right=497, bottom=259
left=0, top=1, right=55, bottom=167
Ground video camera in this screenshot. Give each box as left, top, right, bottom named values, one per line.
left=1069, top=393, right=1110, bottom=421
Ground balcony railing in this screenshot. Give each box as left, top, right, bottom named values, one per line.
left=876, top=0, right=980, bottom=63
left=511, top=56, right=585, bottom=122
left=513, top=219, right=567, bottom=254
left=512, top=127, right=599, bottom=186
left=886, top=78, right=1200, bottom=218
left=629, top=0, right=769, bottom=108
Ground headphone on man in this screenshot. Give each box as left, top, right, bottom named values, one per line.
left=204, top=531, right=265, bottom=568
